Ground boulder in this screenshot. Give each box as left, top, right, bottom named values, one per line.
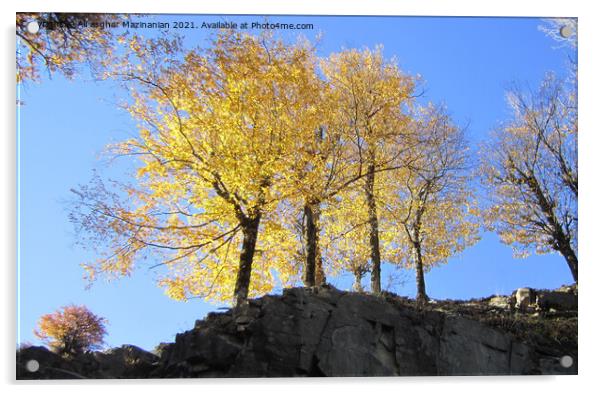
left=511, top=288, right=537, bottom=311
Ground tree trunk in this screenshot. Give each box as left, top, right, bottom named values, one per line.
left=413, top=240, right=428, bottom=306
left=233, top=214, right=261, bottom=307
left=316, top=256, right=325, bottom=286
left=556, top=232, right=578, bottom=283
left=527, top=175, right=578, bottom=283
left=365, top=162, right=382, bottom=294
left=353, top=270, right=364, bottom=292
left=303, top=201, right=321, bottom=287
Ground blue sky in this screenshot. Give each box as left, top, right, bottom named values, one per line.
left=17, top=15, right=576, bottom=351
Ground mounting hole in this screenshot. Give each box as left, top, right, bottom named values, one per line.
left=560, top=355, right=573, bottom=368
left=26, top=21, right=40, bottom=34
left=25, top=359, right=39, bottom=372
left=559, top=25, right=573, bottom=39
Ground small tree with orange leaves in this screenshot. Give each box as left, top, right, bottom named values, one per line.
left=34, top=305, right=107, bottom=357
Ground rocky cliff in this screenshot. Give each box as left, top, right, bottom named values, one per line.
left=17, top=285, right=577, bottom=379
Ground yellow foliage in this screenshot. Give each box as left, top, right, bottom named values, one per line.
left=71, top=32, right=484, bottom=305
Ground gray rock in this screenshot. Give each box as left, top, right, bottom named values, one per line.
left=438, top=317, right=532, bottom=375
left=93, top=345, right=159, bottom=378
left=536, top=291, right=578, bottom=312
left=17, top=286, right=577, bottom=379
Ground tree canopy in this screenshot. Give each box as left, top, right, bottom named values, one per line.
left=66, top=27, right=577, bottom=308
left=481, top=74, right=578, bottom=281
left=34, top=305, right=107, bottom=357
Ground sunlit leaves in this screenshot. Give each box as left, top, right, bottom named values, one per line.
left=34, top=305, right=107, bottom=356
left=384, top=105, right=480, bottom=274
left=480, top=74, right=577, bottom=268
left=70, top=31, right=487, bottom=305
left=72, top=32, right=322, bottom=303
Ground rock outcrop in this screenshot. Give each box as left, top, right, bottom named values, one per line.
left=508, top=285, right=578, bottom=313
left=17, top=285, right=577, bottom=379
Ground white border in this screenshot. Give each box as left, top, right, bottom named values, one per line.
left=8, top=0, right=583, bottom=17
left=4, top=1, right=600, bottom=392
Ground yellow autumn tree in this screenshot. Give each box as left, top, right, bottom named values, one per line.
left=280, top=87, right=338, bottom=287
left=70, top=32, right=322, bottom=306
left=319, top=47, right=415, bottom=293
left=279, top=47, right=416, bottom=290
left=288, top=119, right=354, bottom=286
left=321, top=176, right=399, bottom=292
left=384, top=104, right=480, bottom=304
left=481, top=74, right=577, bottom=282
